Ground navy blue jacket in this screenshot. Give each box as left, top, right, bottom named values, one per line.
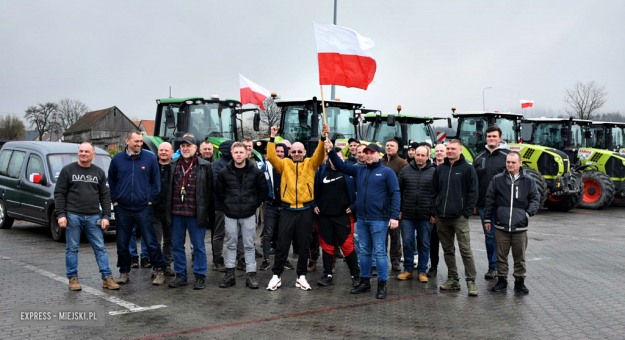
left=312, top=163, right=357, bottom=221
left=329, top=150, right=400, bottom=221
left=108, top=149, right=160, bottom=210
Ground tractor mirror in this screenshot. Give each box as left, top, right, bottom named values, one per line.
left=447, top=117, right=452, bottom=129
left=165, top=108, right=176, bottom=129
left=585, top=131, right=592, bottom=139
left=253, top=112, right=260, bottom=131
left=476, top=120, right=484, bottom=131
left=387, top=115, right=396, bottom=126
left=298, top=110, right=310, bottom=129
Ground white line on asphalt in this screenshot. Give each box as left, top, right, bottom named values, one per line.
left=526, top=257, right=549, bottom=261
left=2, top=256, right=166, bottom=315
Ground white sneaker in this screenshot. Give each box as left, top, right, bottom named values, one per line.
left=295, top=275, right=312, bottom=291
left=266, top=275, right=282, bottom=291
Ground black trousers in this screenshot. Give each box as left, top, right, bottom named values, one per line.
left=318, top=214, right=359, bottom=276
left=272, top=208, right=313, bottom=277
left=261, top=204, right=281, bottom=260
left=386, top=227, right=402, bottom=262
left=430, top=223, right=440, bottom=270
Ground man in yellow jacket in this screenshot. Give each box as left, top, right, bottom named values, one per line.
left=266, top=123, right=329, bottom=291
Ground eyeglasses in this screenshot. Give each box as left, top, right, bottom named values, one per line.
left=291, top=150, right=305, bottom=154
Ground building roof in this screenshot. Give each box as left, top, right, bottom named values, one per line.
left=139, top=120, right=155, bottom=136
left=64, top=107, right=115, bottom=134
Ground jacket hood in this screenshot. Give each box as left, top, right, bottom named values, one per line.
left=276, top=143, right=289, bottom=155
left=219, top=140, right=235, bottom=161
left=484, top=140, right=509, bottom=152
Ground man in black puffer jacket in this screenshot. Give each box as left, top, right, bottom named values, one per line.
left=211, top=140, right=237, bottom=271
left=484, top=151, right=540, bottom=294
left=397, top=146, right=436, bottom=283
left=216, top=142, right=269, bottom=289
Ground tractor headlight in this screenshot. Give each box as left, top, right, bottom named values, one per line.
left=555, top=157, right=560, bottom=162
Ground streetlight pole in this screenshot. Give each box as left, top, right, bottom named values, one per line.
left=331, top=0, right=337, bottom=100
left=483, top=87, right=492, bottom=111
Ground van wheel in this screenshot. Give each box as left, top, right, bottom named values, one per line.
left=0, top=200, right=14, bottom=229
left=50, top=211, right=65, bottom=242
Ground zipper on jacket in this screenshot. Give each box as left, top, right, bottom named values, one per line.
left=363, top=168, right=374, bottom=219
left=295, top=163, right=299, bottom=208
left=442, top=162, right=453, bottom=216
left=509, top=174, right=515, bottom=228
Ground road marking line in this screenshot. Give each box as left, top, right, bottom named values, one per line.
left=2, top=256, right=166, bottom=315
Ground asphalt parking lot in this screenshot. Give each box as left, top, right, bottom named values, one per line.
left=1, top=207, right=624, bottom=340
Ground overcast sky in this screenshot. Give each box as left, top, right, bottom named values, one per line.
left=1, top=0, right=624, bottom=126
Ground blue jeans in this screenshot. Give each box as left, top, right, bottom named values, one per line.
left=478, top=207, right=497, bottom=269
left=357, top=220, right=389, bottom=281
left=400, top=219, right=433, bottom=274
left=171, top=215, right=207, bottom=280
left=115, top=205, right=165, bottom=273
left=129, top=224, right=148, bottom=259
left=65, top=213, right=112, bottom=280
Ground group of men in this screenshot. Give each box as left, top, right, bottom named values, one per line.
left=55, top=123, right=539, bottom=298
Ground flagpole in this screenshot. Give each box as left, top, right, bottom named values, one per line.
left=320, top=85, right=328, bottom=137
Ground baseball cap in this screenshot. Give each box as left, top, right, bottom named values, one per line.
left=409, top=142, right=419, bottom=150
left=347, top=138, right=360, bottom=145
left=363, top=144, right=383, bottom=153
left=180, top=136, right=196, bottom=145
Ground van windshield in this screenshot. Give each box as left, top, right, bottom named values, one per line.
left=48, top=154, right=112, bottom=182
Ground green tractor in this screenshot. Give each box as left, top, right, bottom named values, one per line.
left=452, top=110, right=585, bottom=211
left=143, top=96, right=263, bottom=162
left=254, top=97, right=363, bottom=156
left=361, top=106, right=452, bottom=159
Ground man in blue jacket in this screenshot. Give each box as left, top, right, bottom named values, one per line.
left=313, top=149, right=360, bottom=288
left=108, top=131, right=167, bottom=285
left=326, top=141, right=400, bottom=299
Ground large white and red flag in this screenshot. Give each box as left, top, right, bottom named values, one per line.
left=313, top=22, right=377, bottom=90
left=520, top=99, right=534, bottom=109
left=239, top=74, right=270, bottom=110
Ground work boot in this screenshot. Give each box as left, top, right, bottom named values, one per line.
left=152, top=270, right=165, bottom=285
left=236, top=258, right=246, bottom=271
left=492, top=276, right=508, bottom=292
left=194, top=276, right=206, bottom=290
left=169, top=274, right=188, bottom=288
left=317, top=274, right=334, bottom=286
left=141, top=257, right=152, bottom=268
left=426, top=267, right=437, bottom=278
left=212, top=256, right=226, bottom=272
left=376, top=280, right=388, bottom=299
left=397, top=271, right=414, bottom=280
left=439, top=277, right=461, bottom=291
left=351, top=275, right=361, bottom=288
left=68, top=276, right=82, bottom=291
left=219, top=268, right=236, bottom=288
left=163, top=266, right=175, bottom=276
left=467, top=280, right=478, bottom=296
left=418, top=273, right=429, bottom=282
left=484, top=267, right=497, bottom=280
left=351, top=277, right=371, bottom=294
left=514, top=277, right=529, bottom=294
left=284, top=260, right=295, bottom=270
left=306, top=259, right=317, bottom=272
left=391, top=261, right=401, bottom=272
left=116, top=273, right=130, bottom=284
left=102, top=275, right=120, bottom=290
left=246, top=272, right=259, bottom=289
left=130, top=256, right=139, bottom=268
left=259, top=259, right=270, bottom=271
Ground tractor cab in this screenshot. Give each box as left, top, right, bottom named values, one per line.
left=262, top=97, right=362, bottom=156
left=587, top=121, right=625, bottom=152
left=362, top=106, right=450, bottom=159
left=522, top=117, right=592, bottom=162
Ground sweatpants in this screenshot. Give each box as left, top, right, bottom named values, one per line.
left=224, top=215, right=257, bottom=273
left=318, top=214, right=359, bottom=277
left=272, top=208, right=313, bottom=277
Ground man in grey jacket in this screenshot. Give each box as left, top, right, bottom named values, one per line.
left=484, top=151, right=540, bottom=294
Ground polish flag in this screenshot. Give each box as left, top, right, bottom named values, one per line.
left=520, top=100, right=534, bottom=109
left=239, top=74, right=270, bottom=110
left=313, top=22, right=377, bottom=90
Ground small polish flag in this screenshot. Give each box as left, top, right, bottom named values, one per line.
left=29, top=173, right=41, bottom=183
left=239, top=74, right=270, bottom=110
left=520, top=100, right=534, bottom=109
left=313, top=22, right=377, bottom=90
left=436, top=132, right=446, bottom=142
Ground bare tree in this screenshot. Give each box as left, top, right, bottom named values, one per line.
left=0, top=115, right=26, bottom=140
left=24, top=102, right=58, bottom=140
left=564, top=81, right=608, bottom=120
left=261, top=95, right=282, bottom=134
left=55, top=98, right=89, bottom=131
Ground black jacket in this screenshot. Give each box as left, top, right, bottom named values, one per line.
left=164, top=157, right=213, bottom=227
left=153, top=162, right=172, bottom=215
left=473, top=144, right=510, bottom=207
left=216, top=159, right=269, bottom=219
left=430, top=155, right=478, bottom=219
left=483, top=168, right=540, bottom=232
left=212, top=140, right=234, bottom=210
left=398, top=160, right=436, bottom=220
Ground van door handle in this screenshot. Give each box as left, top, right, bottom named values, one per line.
left=16, top=180, right=21, bottom=188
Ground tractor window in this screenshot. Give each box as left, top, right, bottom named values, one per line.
left=495, top=118, right=517, bottom=144
left=611, top=127, right=623, bottom=148
left=532, top=123, right=563, bottom=149
left=188, top=104, right=235, bottom=140
left=366, top=120, right=401, bottom=145
left=457, top=117, right=487, bottom=157
left=587, top=126, right=606, bottom=149
left=158, top=105, right=179, bottom=139
left=325, top=107, right=356, bottom=141
left=406, top=123, right=433, bottom=145
left=282, top=105, right=313, bottom=144
left=570, top=125, right=585, bottom=148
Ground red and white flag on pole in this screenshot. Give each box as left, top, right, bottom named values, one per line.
left=313, top=22, right=377, bottom=90
left=520, top=99, right=534, bottom=109
left=239, top=74, right=270, bottom=110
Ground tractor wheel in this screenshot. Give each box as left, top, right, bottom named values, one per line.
left=523, top=168, right=547, bottom=209
left=611, top=195, right=625, bottom=207
left=577, top=170, right=615, bottom=209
